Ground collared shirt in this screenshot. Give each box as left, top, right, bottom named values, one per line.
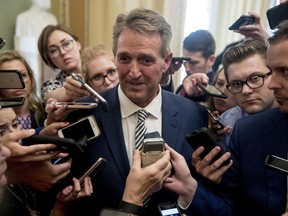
left=119, top=85, right=162, bottom=165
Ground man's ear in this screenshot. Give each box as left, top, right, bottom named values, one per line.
left=207, top=54, right=216, bottom=66
left=163, top=53, right=173, bottom=71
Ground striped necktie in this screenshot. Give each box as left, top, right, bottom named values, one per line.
left=135, top=109, right=148, bottom=149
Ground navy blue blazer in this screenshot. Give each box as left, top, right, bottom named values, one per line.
left=191, top=108, right=288, bottom=216
left=67, top=86, right=208, bottom=216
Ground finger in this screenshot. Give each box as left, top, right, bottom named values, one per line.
left=199, top=146, right=221, bottom=168
left=191, top=146, right=204, bottom=165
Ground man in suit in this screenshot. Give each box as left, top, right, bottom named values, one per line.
left=186, top=20, right=288, bottom=215
left=66, top=8, right=208, bottom=216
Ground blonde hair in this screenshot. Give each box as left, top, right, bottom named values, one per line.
left=81, top=44, right=114, bottom=81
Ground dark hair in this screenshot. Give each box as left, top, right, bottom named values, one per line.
left=112, top=8, right=173, bottom=58
left=38, top=24, right=80, bottom=70
left=183, top=30, right=215, bottom=59
left=222, top=39, right=267, bottom=81
left=268, top=20, right=288, bottom=45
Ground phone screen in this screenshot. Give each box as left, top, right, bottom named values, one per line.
left=266, top=2, right=288, bottom=30
left=0, top=70, right=25, bottom=89
left=158, top=203, right=181, bottom=216
left=0, top=97, right=25, bottom=108
left=59, top=116, right=100, bottom=141
left=265, top=155, right=288, bottom=173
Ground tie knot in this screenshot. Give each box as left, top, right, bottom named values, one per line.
left=137, top=109, right=148, bottom=121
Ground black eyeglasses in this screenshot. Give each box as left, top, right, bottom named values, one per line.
left=88, top=69, right=118, bottom=87
left=226, top=71, right=272, bottom=94
left=48, top=39, right=74, bottom=58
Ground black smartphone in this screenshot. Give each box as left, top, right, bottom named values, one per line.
left=22, top=134, right=84, bottom=156
left=185, top=127, right=230, bottom=166
left=229, top=15, right=255, bottom=30
left=172, top=57, right=191, bottom=62
left=265, top=155, right=288, bottom=174
left=196, top=83, right=227, bottom=99
left=266, top=2, right=288, bottom=30
left=79, top=157, right=107, bottom=185
left=0, top=97, right=25, bottom=108
left=0, top=70, right=25, bottom=89
left=206, top=108, right=225, bottom=129
left=158, top=202, right=181, bottom=216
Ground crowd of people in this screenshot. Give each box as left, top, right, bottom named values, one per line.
left=0, top=1, right=288, bottom=216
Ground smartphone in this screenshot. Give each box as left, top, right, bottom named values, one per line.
left=0, top=37, right=6, bottom=50
left=158, top=202, right=181, bottom=216
left=0, top=97, right=25, bottom=108
left=55, top=101, right=98, bottom=109
left=266, top=1, right=288, bottom=30
left=143, top=131, right=164, bottom=153
left=58, top=115, right=101, bottom=141
left=186, top=127, right=230, bottom=166
left=0, top=70, right=25, bottom=89
left=172, top=57, right=191, bottom=62
left=79, top=157, right=107, bottom=185
left=22, top=134, right=84, bottom=155
left=100, top=208, right=130, bottom=216
left=196, top=83, right=227, bottom=99
left=265, top=155, right=288, bottom=174
left=206, top=108, right=225, bottom=129
left=228, top=15, right=255, bottom=30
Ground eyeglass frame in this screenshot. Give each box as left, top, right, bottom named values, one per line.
left=48, top=39, right=74, bottom=58
left=88, top=69, right=118, bottom=87
left=226, top=71, right=272, bottom=94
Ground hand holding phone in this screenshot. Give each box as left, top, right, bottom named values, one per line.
left=229, top=15, right=255, bottom=30
left=186, top=127, right=230, bottom=166
left=206, top=108, right=225, bottom=129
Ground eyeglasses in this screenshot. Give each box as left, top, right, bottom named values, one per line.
left=226, top=71, right=272, bottom=94
left=88, top=69, right=118, bottom=87
left=48, top=39, right=74, bottom=58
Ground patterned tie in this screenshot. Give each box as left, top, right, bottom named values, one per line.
left=135, top=109, right=148, bottom=149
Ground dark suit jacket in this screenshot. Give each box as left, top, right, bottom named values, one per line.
left=66, top=86, right=208, bottom=216
left=189, top=108, right=288, bottom=216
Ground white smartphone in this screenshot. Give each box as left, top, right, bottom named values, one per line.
left=158, top=202, right=181, bottom=216
left=55, top=101, right=98, bottom=109
left=265, top=155, right=288, bottom=174
left=58, top=115, right=101, bottom=141
left=79, top=157, right=107, bottom=185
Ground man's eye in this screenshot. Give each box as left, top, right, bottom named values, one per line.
left=118, top=56, right=130, bottom=63
left=107, top=69, right=117, bottom=75
left=140, top=58, right=153, bottom=65
left=249, top=75, right=261, bottom=82
left=282, top=69, right=288, bottom=76
left=0, top=130, right=6, bottom=137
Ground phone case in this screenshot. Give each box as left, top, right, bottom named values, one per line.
left=79, top=157, right=107, bottom=184
left=158, top=202, right=181, bottom=216
left=0, top=97, right=25, bottom=108
left=55, top=101, right=98, bottom=109
left=228, top=15, right=255, bottom=30
left=186, top=127, right=230, bottom=166
left=266, top=2, right=288, bottom=30
left=141, top=131, right=165, bottom=167
left=0, top=70, right=25, bottom=89
left=197, top=83, right=227, bottom=99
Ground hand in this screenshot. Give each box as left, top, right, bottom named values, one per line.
left=63, top=74, right=90, bottom=100
left=1, top=129, right=60, bottom=162
left=182, top=73, right=209, bottom=97
left=52, top=177, right=93, bottom=215
left=236, top=12, right=269, bottom=43
left=122, top=149, right=172, bottom=205
left=45, top=98, right=74, bottom=125
left=40, top=121, right=69, bottom=136
left=191, top=146, right=233, bottom=184
left=163, top=144, right=197, bottom=207
left=7, top=158, right=72, bottom=191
